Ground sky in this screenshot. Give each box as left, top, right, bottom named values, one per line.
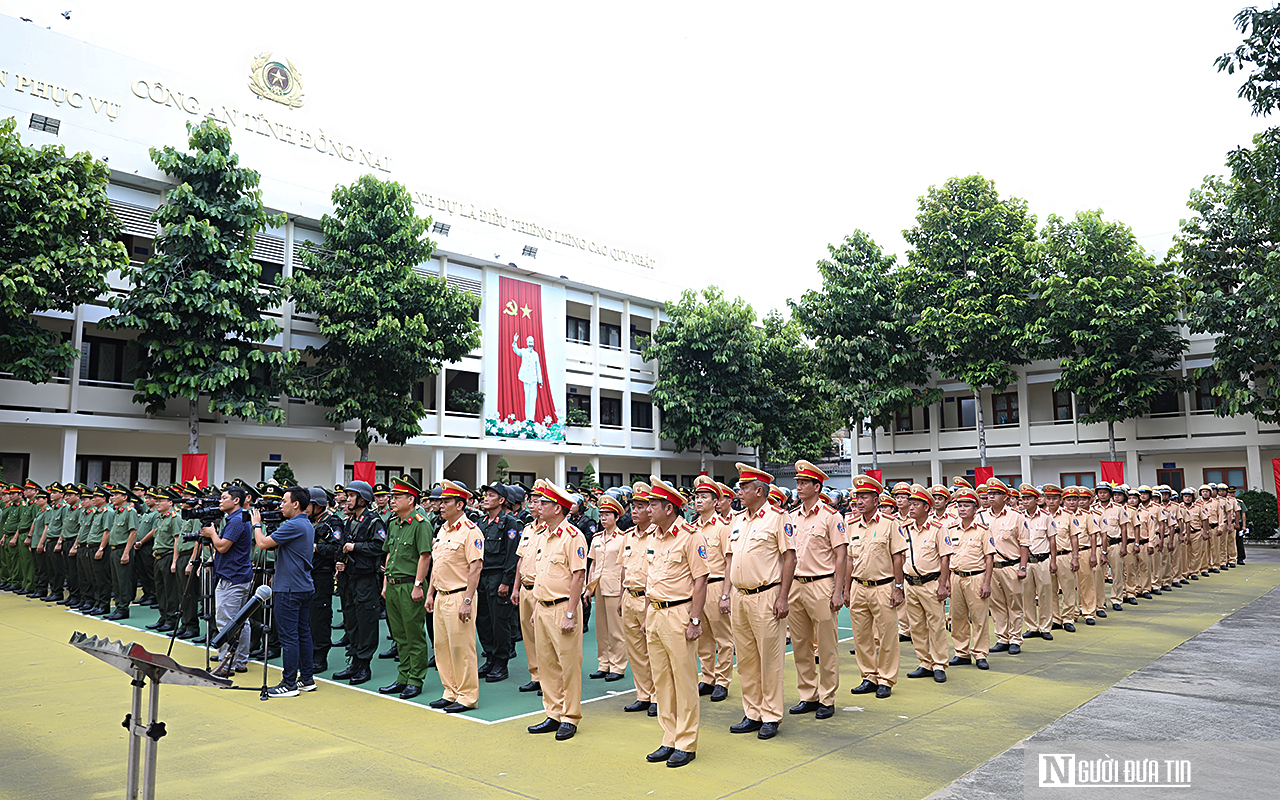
left=0, top=0, right=1269, bottom=316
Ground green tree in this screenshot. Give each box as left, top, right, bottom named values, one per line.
left=270, top=462, right=298, bottom=486
left=493, top=456, right=510, bottom=484
left=1034, top=210, right=1187, bottom=460
left=103, top=119, right=296, bottom=453
left=1215, top=4, right=1280, bottom=117
left=899, top=175, right=1038, bottom=466
left=791, top=230, right=938, bottom=470
left=753, top=311, right=843, bottom=467
left=645, top=287, right=761, bottom=471
left=1237, top=489, right=1277, bottom=539
left=1, top=117, right=128, bottom=382
left=289, top=175, right=480, bottom=461
left=579, top=463, right=600, bottom=492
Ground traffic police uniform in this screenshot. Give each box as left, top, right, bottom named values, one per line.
left=1020, top=484, right=1055, bottom=637
left=514, top=502, right=547, bottom=690
left=619, top=482, right=657, bottom=710
left=587, top=495, right=629, bottom=680
left=787, top=461, right=846, bottom=711
left=692, top=477, right=733, bottom=699
left=429, top=480, right=485, bottom=711
left=944, top=489, right=994, bottom=664
left=985, top=479, right=1029, bottom=651
left=847, top=474, right=907, bottom=694
left=900, top=485, right=954, bottom=679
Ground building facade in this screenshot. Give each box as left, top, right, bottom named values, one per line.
left=0, top=19, right=755, bottom=491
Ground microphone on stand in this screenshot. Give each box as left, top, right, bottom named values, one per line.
left=210, top=585, right=271, bottom=650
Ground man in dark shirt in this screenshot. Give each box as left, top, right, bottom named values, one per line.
left=205, top=486, right=253, bottom=678
left=308, top=489, right=343, bottom=674
left=252, top=486, right=315, bottom=696
left=476, top=484, right=522, bottom=683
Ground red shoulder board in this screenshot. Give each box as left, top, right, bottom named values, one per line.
left=414, top=513, right=425, bottom=522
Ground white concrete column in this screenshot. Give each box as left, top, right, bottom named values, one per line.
left=650, top=458, right=662, bottom=481
left=622, top=299, right=632, bottom=449
left=212, top=435, right=227, bottom=486
left=436, top=369, right=447, bottom=436
left=590, top=292, right=601, bottom=442
left=438, top=254, right=448, bottom=280
left=432, top=447, right=445, bottom=485
left=1020, top=452, right=1032, bottom=486
left=930, top=457, right=941, bottom=487
left=554, top=453, right=566, bottom=486
left=1247, top=444, right=1263, bottom=491
left=60, top=427, right=78, bottom=484
left=591, top=454, right=600, bottom=484
left=477, top=450, right=489, bottom=489
left=332, top=441, right=346, bottom=488
left=1126, top=448, right=1140, bottom=487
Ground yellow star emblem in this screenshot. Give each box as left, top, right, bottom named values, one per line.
left=520, top=305, right=532, bottom=318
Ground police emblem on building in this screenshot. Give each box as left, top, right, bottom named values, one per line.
left=248, top=53, right=304, bottom=108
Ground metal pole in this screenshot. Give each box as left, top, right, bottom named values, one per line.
left=126, top=670, right=143, bottom=800
left=142, top=677, right=160, bottom=800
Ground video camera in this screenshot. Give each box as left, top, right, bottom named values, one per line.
left=180, top=498, right=223, bottom=533
left=257, top=498, right=284, bottom=531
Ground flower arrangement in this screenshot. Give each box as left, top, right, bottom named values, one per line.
left=485, top=414, right=566, bottom=441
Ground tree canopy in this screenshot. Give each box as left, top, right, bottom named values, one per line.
left=753, top=310, right=842, bottom=466
left=1, top=117, right=127, bottom=383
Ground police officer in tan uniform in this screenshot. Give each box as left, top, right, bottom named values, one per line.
left=985, top=478, right=1029, bottom=654
left=617, top=482, right=657, bottom=715
left=1018, top=484, right=1055, bottom=640
left=900, top=484, right=954, bottom=682
left=523, top=480, right=588, bottom=741
left=846, top=475, right=907, bottom=698
left=587, top=494, right=628, bottom=682
left=426, top=480, right=485, bottom=712
left=723, top=464, right=796, bottom=739
left=692, top=476, right=733, bottom=703
left=787, top=460, right=847, bottom=717
left=642, top=477, right=709, bottom=768
left=944, top=487, right=993, bottom=669
left=512, top=481, right=547, bottom=694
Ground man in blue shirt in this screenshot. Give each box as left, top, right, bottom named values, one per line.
left=252, top=486, right=315, bottom=697
left=204, top=486, right=254, bottom=678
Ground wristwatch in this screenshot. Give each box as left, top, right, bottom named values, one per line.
left=463, top=597, right=472, bottom=605
left=893, top=583, right=903, bottom=590
left=690, top=617, right=701, bottom=626
left=565, top=611, right=575, bottom=619
left=720, top=593, right=730, bottom=601
left=413, top=580, right=422, bottom=587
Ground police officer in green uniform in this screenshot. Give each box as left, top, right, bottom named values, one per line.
left=379, top=474, right=434, bottom=700
left=73, top=486, right=101, bottom=612
left=26, top=485, right=51, bottom=596
left=374, top=483, right=392, bottom=526
left=132, top=481, right=158, bottom=607
left=145, top=487, right=182, bottom=631
left=88, top=485, right=117, bottom=616
left=174, top=481, right=204, bottom=639
left=55, top=484, right=82, bottom=605
left=476, top=483, right=522, bottom=683
left=37, top=483, right=68, bottom=600
left=14, top=480, right=40, bottom=594
left=105, top=484, right=141, bottom=619
left=332, top=480, right=385, bottom=684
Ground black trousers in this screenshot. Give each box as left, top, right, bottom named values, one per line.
left=343, top=572, right=381, bottom=661
left=173, top=550, right=200, bottom=629
left=310, top=570, right=335, bottom=658
left=135, top=540, right=155, bottom=599
left=476, top=571, right=513, bottom=663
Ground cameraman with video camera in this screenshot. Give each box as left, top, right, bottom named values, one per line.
left=205, top=485, right=254, bottom=679
left=250, top=486, right=315, bottom=697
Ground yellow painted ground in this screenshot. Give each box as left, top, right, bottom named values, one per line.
left=2, top=562, right=1276, bottom=800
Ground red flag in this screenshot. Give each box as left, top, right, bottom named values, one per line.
left=1100, top=461, right=1124, bottom=485
left=1272, top=459, right=1280, bottom=532
left=181, top=454, right=208, bottom=488
left=353, top=461, right=376, bottom=485
left=497, top=276, right=560, bottom=425
left=974, top=466, right=993, bottom=487
left=866, top=469, right=883, bottom=484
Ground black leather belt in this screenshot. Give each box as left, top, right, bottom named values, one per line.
left=387, top=576, right=416, bottom=585
left=905, top=571, right=940, bottom=586
left=853, top=576, right=893, bottom=587
left=1028, top=552, right=1050, bottom=563
left=538, top=596, right=570, bottom=607
left=1108, top=537, right=1122, bottom=544
left=953, top=568, right=986, bottom=577
left=739, top=581, right=780, bottom=595
left=110, top=544, right=126, bottom=550
left=650, top=598, right=691, bottom=610
left=706, top=577, right=724, bottom=584
left=995, top=557, right=1020, bottom=568
left=627, top=588, right=645, bottom=597
left=437, top=586, right=464, bottom=595
left=795, top=573, right=834, bottom=583
left=522, top=581, right=535, bottom=589
left=1057, top=549, right=1072, bottom=555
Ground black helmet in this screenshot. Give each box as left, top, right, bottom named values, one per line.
left=344, top=480, right=373, bottom=503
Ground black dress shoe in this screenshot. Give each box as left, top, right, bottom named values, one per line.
left=1112, top=602, right=1123, bottom=611
left=815, top=704, right=834, bottom=719
left=698, top=682, right=713, bottom=696
left=1041, top=631, right=1054, bottom=641
left=1084, top=618, right=1095, bottom=626
left=589, top=670, right=608, bottom=680
left=555, top=723, right=577, bottom=741
left=898, top=633, right=912, bottom=642
left=1141, top=591, right=1153, bottom=599
left=975, top=658, right=989, bottom=670
left=519, top=681, right=540, bottom=692
left=730, top=717, right=763, bottom=733
left=1180, top=579, right=1189, bottom=585
left=990, top=642, right=1010, bottom=653
left=933, top=669, right=947, bottom=682
left=647, top=746, right=675, bottom=763
left=177, top=627, right=199, bottom=640
left=948, top=656, right=972, bottom=666
left=1190, top=574, right=1200, bottom=580
left=906, top=667, right=931, bottom=679
left=757, top=721, right=779, bottom=739
left=1096, top=609, right=1107, bottom=617
left=485, top=664, right=510, bottom=683
left=444, top=702, right=469, bottom=713
left=850, top=679, right=876, bottom=694
left=605, top=672, right=624, bottom=682
left=1063, top=623, right=1076, bottom=633
left=427, top=656, right=435, bottom=669
left=1023, top=630, right=1042, bottom=639
left=399, top=685, right=422, bottom=700
left=710, top=685, right=728, bottom=702
left=378, top=645, right=398, bottom=659
left=666, top=750, right=695, bottom=768
left=875, top=685, right=891, bottom=699
left=332, top=636, right=349, bottom=648
left=157, top=622, right=176, bottom=632
left=145, top=620, right=164, bottom=630
left=624, top=700, right=650, bottom=712
left=333, top=663, right=358, bottom=680
left=789, top=700, right=820, bottom=714
left=1125, top=597, right=1138, bottom=605
left=1152, top=588, right=1162, bottom=595
left=477, top=660, right=493, bottom=678
left=1008, top=644, right=1021, bottom=655
left=1211, top=568, right=1220, bottom=573
left=106, top=610, right=127, bottom=620
left=528, top=718, right=559, bottom=734
left=1050, top=623, right=1063, bottom=630
left=378, top=682, right=408, bottom=695
left=428, top=697, right=451, bottom=709
left=647, top=703, right=657, bottom=717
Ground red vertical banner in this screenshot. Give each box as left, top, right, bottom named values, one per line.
left=1271, top=459, right=1280, bottom=532
left=353, top=461, right=376, bottom=485
left=497, top=276, right=559, bottom=426
left=1100, top=461, right=1124, bottom=486
left=181, top=454, right=208, bottom=488
left=866, top=469, right=883, bottom=484
left=974, top=466, right=994, bottom=487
